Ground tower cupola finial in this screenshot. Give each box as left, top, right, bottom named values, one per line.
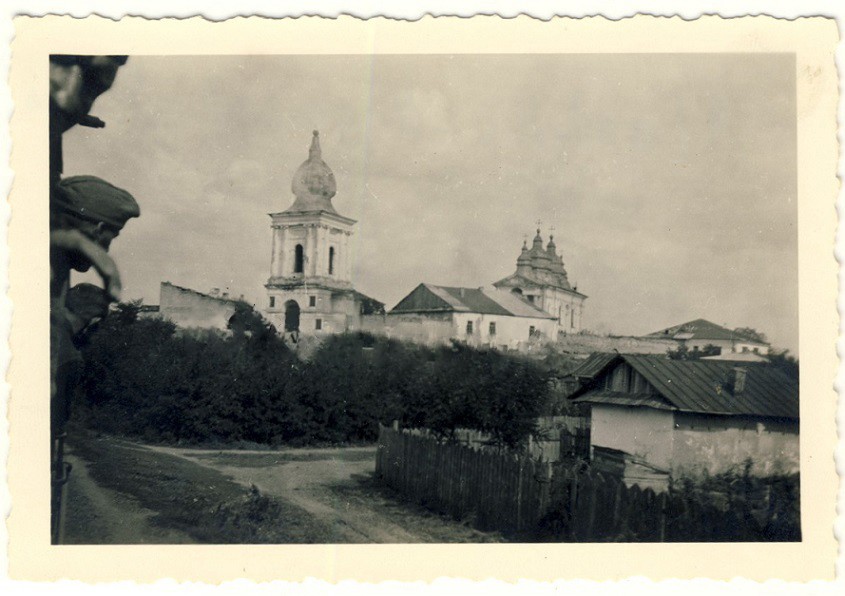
left=309, top=130, right=321, bottom=160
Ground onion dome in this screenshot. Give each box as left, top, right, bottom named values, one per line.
left=546, top=234, right=557, bottom=255
left=286, top=130, right=338, bottom=214
left=531, top=228, right=544, bottom=252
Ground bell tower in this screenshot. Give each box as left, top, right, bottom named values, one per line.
left=265, top=131, right=357, bottom=336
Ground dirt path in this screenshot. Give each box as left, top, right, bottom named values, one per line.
left=146, top=444, right=497, bottom=543
left=62, top=449, right=195, bottom=544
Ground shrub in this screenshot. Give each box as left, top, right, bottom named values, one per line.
left=78, top=310, right=550, bottom=448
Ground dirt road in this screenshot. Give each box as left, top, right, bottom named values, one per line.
left=146, top=444, right=499, bottom=543
left=62, top=448, right=196, bottom=544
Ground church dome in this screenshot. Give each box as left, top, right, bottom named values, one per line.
left=287, top=131, right=338, bottom=214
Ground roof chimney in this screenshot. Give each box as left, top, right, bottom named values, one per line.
left=459, top=288, right=465, bottom=298
left=731, top=367, right=747, bottom=394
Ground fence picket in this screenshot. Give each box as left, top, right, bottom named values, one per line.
left=375, top=426, right=797, bottom=542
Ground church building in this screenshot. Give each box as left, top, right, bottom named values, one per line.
left=493, top=229, right=587, bottom=334
left=265, top=131, right=383, bottom=338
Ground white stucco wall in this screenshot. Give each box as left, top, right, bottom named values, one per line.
left=452, top=311, right=556, bottom=348
left=671, top=414, right=798, bottom=477
left=269, top=213, right=354, bottom=284
left=266, top=287, right=365, bottom=335
left=590, top=404, right=799, bottom=479
left=684, top=338, right=769, bottom=355
left=375, top=313, right=455, bottom=345
left=590, top=405, right=675, bottom=471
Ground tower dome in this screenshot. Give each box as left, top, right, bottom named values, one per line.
left=287, top=130, right=338, bottom=214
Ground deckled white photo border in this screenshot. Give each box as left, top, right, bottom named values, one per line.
left=5, top=14, right=840, bottom=583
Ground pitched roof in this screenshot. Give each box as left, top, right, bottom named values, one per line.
left=390, top=283, right=554, bottom=319
left=645, top=318, right=768, bottom=344
left=573, top=354, right=798, bottom=419
left=569, top=352, right=618, bottom=380
left=493, top=273, right=588, bottom=298
left=701, top=352, right=769, bottom=363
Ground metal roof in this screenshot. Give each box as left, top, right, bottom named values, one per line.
left=572, top=391, right=675, bottom=411
left=569, top=352, right=618, bottom=379
left=390, top=283, right=554, bottom=319
left=573, top=355, right=798, bottom=419
left=645, top=318, right=768, bottom=345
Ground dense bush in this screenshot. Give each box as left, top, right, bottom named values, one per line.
left=78, top=303, right=550, bottom=448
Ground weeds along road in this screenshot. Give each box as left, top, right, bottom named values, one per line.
left=63, top=432, right=500, bottom=544
left=146, top=444, right=500, bottom=543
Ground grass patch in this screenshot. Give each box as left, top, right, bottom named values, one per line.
left=68, top=430, right=337, bottom=543
left=193, top=448, right=377, bottom=468
left=328, top=473, right=504, bottom=543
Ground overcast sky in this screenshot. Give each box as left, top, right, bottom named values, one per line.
left=64, top=53, right=798, bottom=353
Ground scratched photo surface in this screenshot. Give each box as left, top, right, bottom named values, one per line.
left=49, top=52, right=800, bottom=546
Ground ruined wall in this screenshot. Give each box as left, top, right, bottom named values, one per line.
left=159, top=282, right=237, bottom=331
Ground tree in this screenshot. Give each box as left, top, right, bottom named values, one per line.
left=768, top=349, right=799, bottom=382
left=667, top=343, right=720, bottom=360
left=734, top=327, right=768, bottom=344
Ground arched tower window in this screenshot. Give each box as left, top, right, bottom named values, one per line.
left=294, top=244, right=304, bottom=274
left=329, top=247, right=335, bottom=275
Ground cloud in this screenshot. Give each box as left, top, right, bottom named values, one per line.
left=63, top=53, right=799, bottom=352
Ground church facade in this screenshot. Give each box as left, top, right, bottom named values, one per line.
left=265, top=131, right=383, bottom=338
left=493, top=229, right=587, bottom=334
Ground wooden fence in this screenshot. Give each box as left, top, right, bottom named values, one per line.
left=376, top=424, right=552, bottom=534
left=542, top=464, right=799, bottom=541
left=450, top=415, right=590, bottom=462
left=376, top=425, right=800, bottom=542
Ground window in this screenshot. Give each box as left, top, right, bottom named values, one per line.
left=489, top=322, right=496, bottom=336
left=526, top=295, right=535, bottom=303
left=529, top=326, right=535, bottom=337
left=571, top=308, right=575, bottom=328
left=742, top=346, right=749, bottom=353
left=753, top=347, right=759, bottom=354
left=328, top=247, right=335, bottom=275
left=269, top=296, right=275, bottom=308
left=466, top=321, right=474, bottom=335
left=315, top=318, right=322, bottom=330
left=294, top=244, right=304, bottom=273
left=309, top=296, right=316, bottom=307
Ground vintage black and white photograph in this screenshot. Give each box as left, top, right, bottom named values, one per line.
left=43, top=47, right=809, bottom=547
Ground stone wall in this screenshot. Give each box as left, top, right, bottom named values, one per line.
left=159, top=282, right=237, bottom=331
left=555, top=333, right=676, bottom=355
left=357, top=313, right=455, bottom=346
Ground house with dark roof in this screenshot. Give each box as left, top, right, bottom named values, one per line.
left=388, top=283, right=557, bottom=348
left=570, top=354, right=798, bottom=488
left=646, top=318, right=770, bottom=357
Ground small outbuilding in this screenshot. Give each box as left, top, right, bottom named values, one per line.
left=570, top=354, right=798, bottom=489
